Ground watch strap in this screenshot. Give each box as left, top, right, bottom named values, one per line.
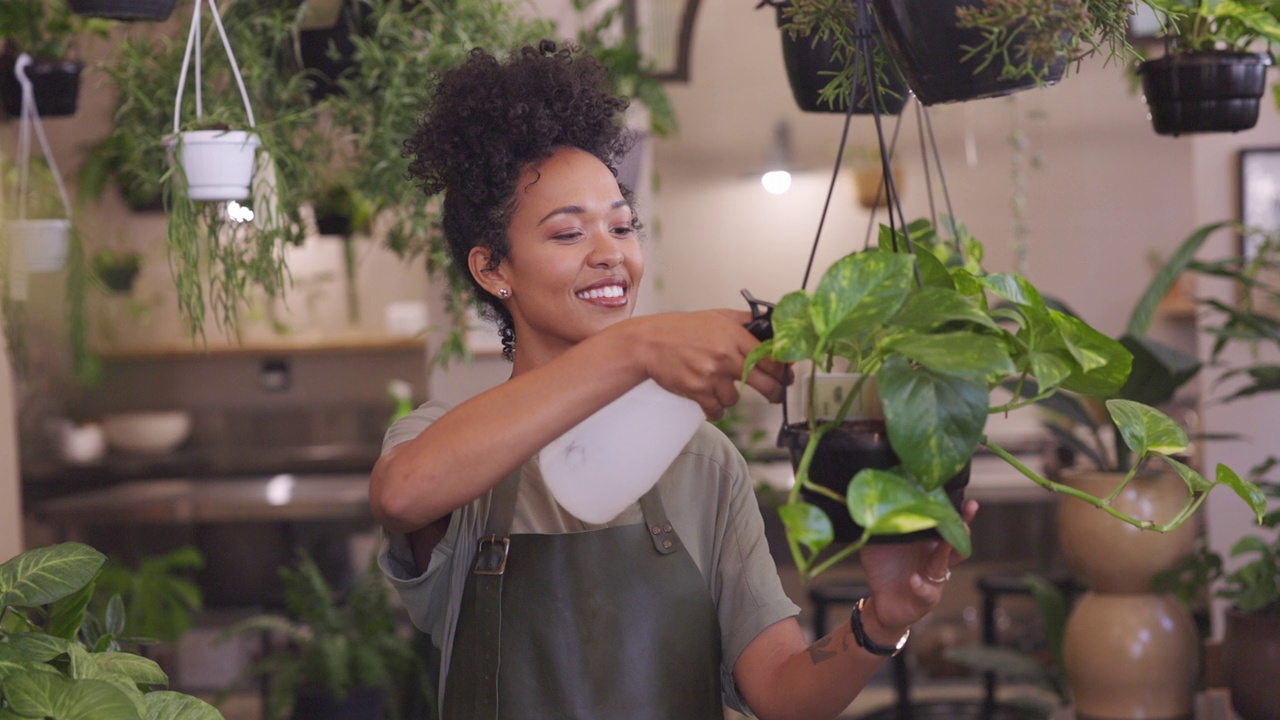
left=849, top=597, right=909, bottom=657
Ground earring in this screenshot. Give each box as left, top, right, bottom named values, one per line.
left=498, top=288, right=510, bottom=299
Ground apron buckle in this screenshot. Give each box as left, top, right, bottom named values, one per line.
left=474, top=535, right=511, bottom=575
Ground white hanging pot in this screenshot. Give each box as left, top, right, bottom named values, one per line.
left=168, top=130, right=260, bottom=201
left=169, top=0, right=260, bottom=203
left=6, top=220, right=71, bottom=273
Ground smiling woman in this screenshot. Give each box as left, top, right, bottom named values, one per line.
left=369, top=40, right=974, bottom=720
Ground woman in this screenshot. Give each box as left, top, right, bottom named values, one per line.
left=371, top=41, right=975, bottom=720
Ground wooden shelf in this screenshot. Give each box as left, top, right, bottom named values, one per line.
left=94, top=335, right=427, bottom=360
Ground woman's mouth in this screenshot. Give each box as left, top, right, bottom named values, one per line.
left=575, top=283, right=628, bottom=307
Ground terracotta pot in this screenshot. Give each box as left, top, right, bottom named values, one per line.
left=852, top=161, right=903, bottom=209
left=1224, top=608, right=1280, bottom=720
left=1057, top=468, right=1197, bottom=593
left=1063, top=592, right=1198, bottom=720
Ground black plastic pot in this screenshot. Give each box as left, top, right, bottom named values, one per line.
left=316, top=213, right=353, bottom=237
left=778, top=420, right=970, bottom=543
left=67, top=0, right=176, bottom=21
left=290, top=686, right=386, bottom=720
left=0, top=56, right=83, bottom=118
left=773, top=2, right=908, bottom=114
left=298, top=2, right=359, bottom=101
left=871, top=0, right=1066, bottom=105
left=1137, top=52, right=1272, bottom=137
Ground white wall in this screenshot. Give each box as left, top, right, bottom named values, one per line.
left=1, top=331, right=23, bottom=562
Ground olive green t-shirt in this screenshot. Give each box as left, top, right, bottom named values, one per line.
left=377, top=400, right=800, bottom=715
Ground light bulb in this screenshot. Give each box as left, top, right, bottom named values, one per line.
left=761, top=170, right=792, bottom=195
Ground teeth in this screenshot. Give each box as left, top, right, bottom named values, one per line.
left=577, top=285, right=625, bottom=300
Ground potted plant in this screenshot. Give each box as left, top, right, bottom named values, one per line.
left=311, top=177, right=375, bottom=324
left=742, top=215, right=1266, bottom=578
left=779, top=0, right=1139, bottom=107
left=0, top=0, right=109, bottom=117
left=0, top=541, right=224, bottom=719
left=3, top=155, right=74, bottom=274
left=763, top=0, right=908, bottom=115
left=1136, top=0, right=1280, bottom=136
left=220, top=549, right=431, bottom=720
left=158, top=0, right=317, bottom=342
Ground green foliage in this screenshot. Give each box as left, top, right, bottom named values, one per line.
left=1157, top=477, right=1280, bottom=616
left=0, top=542, right=223, bottom=720
left=0, top=0, right=111, bottom=60
left=571, top=0, right=678, bottom=138
left=220, top=550, right=428, bottom=720
left=92, top=547, right=204, bottom=645
left=747, top=217, right=1264, bottom=581
left=1143, top=0, right=1280, bottom=53
left=781, top=0, right=1140, bottom=107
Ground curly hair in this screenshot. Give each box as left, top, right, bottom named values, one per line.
left=403, top=40, right=634, bottom=361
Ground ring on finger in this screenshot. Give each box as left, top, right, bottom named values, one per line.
left=926, top=569, right=952, bottom=584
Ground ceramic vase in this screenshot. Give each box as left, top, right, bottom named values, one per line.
left=1223, top=608, right=1280, bottom=720
left=1057, top=468, right=1199, bottom=719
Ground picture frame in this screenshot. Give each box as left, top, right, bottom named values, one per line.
left=1238, top=148, right=1280, bottom=262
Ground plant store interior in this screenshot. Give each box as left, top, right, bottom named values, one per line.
left=3, top=0, right=1280, bottom=719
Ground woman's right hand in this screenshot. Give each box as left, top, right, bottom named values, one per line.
left=625, top=310, right=787, bottom=419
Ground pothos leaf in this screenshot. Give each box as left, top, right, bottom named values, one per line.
left=778, top=502, right=834, bottom=554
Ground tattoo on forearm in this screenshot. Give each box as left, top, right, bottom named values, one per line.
left=808, top=636, right=837, bottom=665
left=842, top=632, right=851, bottom=652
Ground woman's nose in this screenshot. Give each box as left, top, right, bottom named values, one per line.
left=589, top=236, right=624, bottom=268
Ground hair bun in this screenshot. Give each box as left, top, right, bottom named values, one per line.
left=539, top=39, right=557, bottom=55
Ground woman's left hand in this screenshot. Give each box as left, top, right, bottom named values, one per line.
left=858, top=499, right=979, bottom=632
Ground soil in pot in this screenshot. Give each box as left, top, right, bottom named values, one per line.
left=778, top=419, right=970, bottom=543
left=1138, top=52, right=1272, bottom=136
left=0, top=56, right=83, bottom=118
left=871, top=0, right=1066, bottom=105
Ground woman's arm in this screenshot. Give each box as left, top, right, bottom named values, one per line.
left=733, top=501, right=978, bottom=720
left=370, top=310, right=786, bottom=536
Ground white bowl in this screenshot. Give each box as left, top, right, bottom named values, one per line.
left=103, top=411, right=193, bottom=455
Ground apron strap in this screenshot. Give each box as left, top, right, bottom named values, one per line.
left=639, top=486, right=681, bottom=555
left=468, top=468, right=522, bottom=720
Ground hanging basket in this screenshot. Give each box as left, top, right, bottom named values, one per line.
left=297, top=1, right=359, bottom=101
left=1137, top=52, right=1272, bottom=137
left=771, top=1, right=908, bottom=114
left=168, top=130, right=260, bottom=201
left=871, top=0, right=1066, bottom=105
left=67, top=0, right=176, bottom=21
left=168, top=0, right=262, bottom=202
left=0, top=55, right=82, bottom=118
left=5, top=220, right=70, bottom=273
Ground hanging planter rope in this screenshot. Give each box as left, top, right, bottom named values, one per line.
left=6, top=53, right=75, bottom=275
left=168, top=0, right=262, bottom=203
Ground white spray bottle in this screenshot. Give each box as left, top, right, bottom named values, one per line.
left=538, top=291, right=776, bottom=523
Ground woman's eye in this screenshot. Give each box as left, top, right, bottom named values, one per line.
left=611, top=225, right=635, bottom=237
left=552, top=231, right=583, bottom=242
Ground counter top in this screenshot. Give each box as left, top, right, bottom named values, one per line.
left=29, top=474, right=373, bottom=526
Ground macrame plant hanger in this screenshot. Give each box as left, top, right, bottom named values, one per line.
left=9, top=53, right=76, bottom=281
left=775, top=0, right=964, bottom=432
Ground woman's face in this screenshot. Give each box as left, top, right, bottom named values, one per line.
left=491, top=146, right=643, bottom=363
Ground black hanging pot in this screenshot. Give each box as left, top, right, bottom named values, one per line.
left=0, top=55, right=83, bottom=118
left=316, top=213, right=353, bottom=237
left=772, top=1, right=908, bottom=114
left=778, top=419, right=970, bottom=543
left=1137, top=52, right=1272, bottom=137
left=298, top=1, right=360, bottom=101
left=871, top=0, right=1066, bottom=105
left=290, top=686, right=386, bottom=720
left=67, top=0, right=176, bottom=21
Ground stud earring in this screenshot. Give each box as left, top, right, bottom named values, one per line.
left=498, top=288, right=510, bottom=299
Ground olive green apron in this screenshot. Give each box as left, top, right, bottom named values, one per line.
left=442, top=470, right=723, bottom=720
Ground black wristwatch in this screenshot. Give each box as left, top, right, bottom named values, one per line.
left=849, top=597, right=909, bottom=657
